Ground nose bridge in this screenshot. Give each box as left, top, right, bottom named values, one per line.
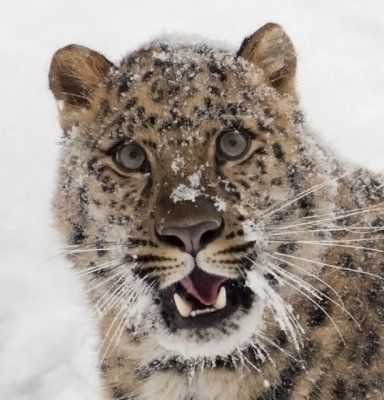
left=155, top=189, right=222, bottom=229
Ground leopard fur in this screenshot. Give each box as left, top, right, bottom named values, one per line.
left=49, top=23, right=384, bottom=400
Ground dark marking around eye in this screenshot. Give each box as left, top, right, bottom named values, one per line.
left=272, top=143, right=284, bottom=160
left=256, top=160, right=267, bottom=174
left=101, top=176, right=116, bottom=193
left=140, top=176, right=153, bottom=200
left=142, top=140, right=157, bottom=150
left=257, top=120, right=274, bottom=133
left=254, top=146, right=267, bottom=155
left=88, top=157, right=105, bottom=176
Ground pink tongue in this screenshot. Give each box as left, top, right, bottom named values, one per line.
left=180, top=268, right=227, bottom=306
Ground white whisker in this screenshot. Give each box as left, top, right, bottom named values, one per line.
left=274, top=252, right=384, bottom=281
left=271, top=240, right=384, bottom=254
left=266, top=252, right=361, bottom=329
left=265, top=204, right=383, bottom=232
left=257, top=172, right=352, bottom=222
left=266, top=261, right=346, bottom=345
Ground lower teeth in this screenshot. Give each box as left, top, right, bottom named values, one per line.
left=190, top=308, right=215, bottom=317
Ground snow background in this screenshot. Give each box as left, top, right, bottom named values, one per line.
left=0, top=0, right=383, bottom=398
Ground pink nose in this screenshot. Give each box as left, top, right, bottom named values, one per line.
left=157, top=220, right=222, bottom=255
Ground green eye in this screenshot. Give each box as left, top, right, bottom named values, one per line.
left=217, top=130, right=250, bottom=160
left=114, top=142, right=147, bottom=171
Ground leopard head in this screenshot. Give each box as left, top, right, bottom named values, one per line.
left=49, top=23, right=332, bottom=366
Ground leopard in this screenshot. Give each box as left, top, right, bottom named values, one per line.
left=49, top=23, right=384, bottom=400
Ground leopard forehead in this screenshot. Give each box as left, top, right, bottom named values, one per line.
left=75, top=41, right=294, bottom=142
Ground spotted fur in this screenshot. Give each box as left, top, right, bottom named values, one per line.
left=49, top=23, right=384, bottom=400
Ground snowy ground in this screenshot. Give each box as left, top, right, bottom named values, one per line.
left=0, top=1, right=383, bottom=399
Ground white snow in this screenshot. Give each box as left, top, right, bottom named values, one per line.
left=170, top=168, right=205, bottom=202
left=0, top=1, right=383, bottom=399
left=171, top=154, right=185, bottom=174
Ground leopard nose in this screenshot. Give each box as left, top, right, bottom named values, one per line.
left=156, top=220, right=223, bottom=255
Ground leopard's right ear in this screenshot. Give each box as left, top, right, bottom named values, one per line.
left=49, top=44, right=114, bottom=110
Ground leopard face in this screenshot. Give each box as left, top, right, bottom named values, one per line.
left=50, top=24, right=334, bottom=367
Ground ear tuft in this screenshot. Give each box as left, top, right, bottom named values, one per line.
left=49, top=44, right=113, bottom=108
left=237, top=23, right=297, bottom=97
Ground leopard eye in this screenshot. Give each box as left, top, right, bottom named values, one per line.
left=217, top=130, right=250, bottom=160
left=114, top=142, right=147, bottom=171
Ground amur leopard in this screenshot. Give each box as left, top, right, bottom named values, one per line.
left=49, top=23, right=384, bottom=400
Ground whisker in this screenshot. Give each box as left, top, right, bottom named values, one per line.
left=274, top=252, right=384, bottom=281
left=266, top=252, right=361, bottom=329
left=265, top=261, right=346, bottom=345
left=265, top=204, right=383, bottom=232
left=61, top=246, right=121, bottom=255
left=275, top=203, right=383, bottom=223
left=244, top=262, right=304, bottom=350
left=98, top=301, right=128, bottom=367
left=257, top=172, right=352, bottom=222
left=96, top=271, right=130, bottom=315
left=85, top=265, right=127, bottom=294
left=269, top=237, right=383, bottom=244
left=77, top=259, right=121, bottom=277
left=264, top=252, right=345, bottom=307
left=267, top=226, right=384, bottom=237
left=270, top=240, right=384, bottom=254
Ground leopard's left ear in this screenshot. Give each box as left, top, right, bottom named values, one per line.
left=237, top=23, right=297, bottom=98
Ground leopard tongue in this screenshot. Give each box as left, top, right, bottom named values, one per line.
left=180, top=267, right=227, bottom=306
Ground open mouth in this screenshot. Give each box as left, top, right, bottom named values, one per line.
left=159, top=267, right=254, bottom=330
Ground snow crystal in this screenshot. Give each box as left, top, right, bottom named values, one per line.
left=171, top=155, right=185, bottom=174
left=212, top=196, right=227, bottom=212
left=170, top=168, right=205, bottom=203
left=170, top=184, right=202, bottom=203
